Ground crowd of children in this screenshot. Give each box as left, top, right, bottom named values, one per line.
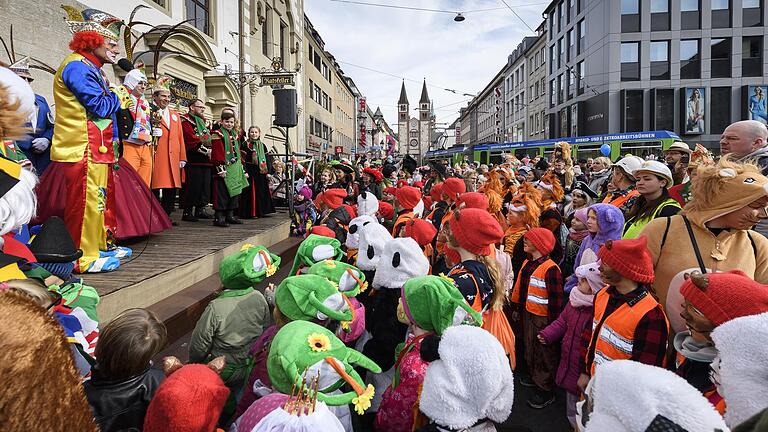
left=6, top=135, right=768, bottom=432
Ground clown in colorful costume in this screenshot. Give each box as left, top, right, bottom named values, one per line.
left=47, top=7, right=131, bottom=273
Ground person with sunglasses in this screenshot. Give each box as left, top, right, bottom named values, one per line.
left=675, top=270, right=768, bottom=416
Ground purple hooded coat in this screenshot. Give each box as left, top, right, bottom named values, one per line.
left=539, top=302, right=593, bottom=395
left=563, top=204, right=624, bottom=293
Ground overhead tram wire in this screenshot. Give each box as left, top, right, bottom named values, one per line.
left=328, top=0, right=514, bottom=14
left=335, top=60, right=478, bottom=98
left=497, top=0, right=537, bottom=33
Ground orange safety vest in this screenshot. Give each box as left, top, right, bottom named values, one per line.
left=509, top=258, right=558, bottom=317
left=392, top=211, right=414, bottom=236
left=602, top=189, right=639, bottom=208
left=587, top=288, right=666, bottom=375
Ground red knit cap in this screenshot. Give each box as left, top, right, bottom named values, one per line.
left=430, top=183, right=444, bottom=202
left=403, top=218, right=438, bottom=246
left=397, top=179, right=409, bottom=188
left=396, top=186, right=421, bottom=210
left=315, top=188, right=346, bottom=209
left=681, top=270, right=768, bottom=327
left=378, top=202, right=394, bottom=221
left=143, top=364, right=229, bottom=432
left=309, top=225, right=336, bottom=238
left=363, top=167, right=383, bottom=183
left=442, top=178, right=466, bottom=201
left=449, top=208, right=503, bottom=256
left=413, top=181, right=424, bottom=189
left=457, top=192, right=489, bottom=210
left=524, top=227, right=556, bottom=256
left=597, top=237, right=655, bottom=284
left=383, top=187, right=397, bottom=196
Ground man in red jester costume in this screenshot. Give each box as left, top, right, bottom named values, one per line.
left=48, top=6, right=133, bottom=272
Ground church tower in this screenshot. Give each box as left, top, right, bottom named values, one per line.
left=418, top=79, right=431, bottom=162
left=397, top=81, right=409, bottom=157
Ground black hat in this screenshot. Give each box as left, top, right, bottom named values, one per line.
left=382, top=163, right=397, bottom=178
left=28, top=217, right=83, bottom=263
left=402, top=155, right=418, bottom=175
left=572, top=181, right=598, bottom=199
left=428, top=160, right=448, bottom=179
left=535, top=158, right=550, bottom=171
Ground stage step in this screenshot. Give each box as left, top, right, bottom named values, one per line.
left=148, top=236, right=302, bottom=349
left=95, top=216, right=291, bottom=322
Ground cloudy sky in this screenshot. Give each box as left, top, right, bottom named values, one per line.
left=304, top=0, right=548, bottom=129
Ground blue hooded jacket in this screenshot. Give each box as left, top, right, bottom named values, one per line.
left=564, top=203, right=625, bottom=292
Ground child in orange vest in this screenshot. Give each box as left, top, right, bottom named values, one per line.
left=577, top=237, right=669, bottom=396
left=509, top=227, right=564, bottom=409
left=392, top=186, right=421, bottom=236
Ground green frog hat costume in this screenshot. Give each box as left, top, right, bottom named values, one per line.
left=268, top=320, right=382, bottom=414
left=275, top=275, right=353, bottom=323
left=219, top=244, right=280, bottom=289
left=308, top=260, right=368, bottom=297
left=399, top=275, right=483, bottom=334
left=289, top=234, right=343, bottom=276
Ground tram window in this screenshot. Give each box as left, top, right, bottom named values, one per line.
left=576, top=144, right=604, bottom=161
left=515, top=149, right=535, bottom=160
left=489, top=153, right=504, bottom=165
left=480, top=151, right=489, bottom=165
left=619, top=140, right=662, bottom=159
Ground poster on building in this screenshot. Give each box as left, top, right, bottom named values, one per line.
left=683, top=87, right=705, bottom=134
left=747, top=85, right=768, bottom=125
left=570, top=104, right=578, bottom=137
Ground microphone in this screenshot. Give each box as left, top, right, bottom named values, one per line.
left=117, top=58, right=134, bottom=72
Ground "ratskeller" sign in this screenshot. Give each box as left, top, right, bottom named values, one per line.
left=261, top=74, right=295, bottom=86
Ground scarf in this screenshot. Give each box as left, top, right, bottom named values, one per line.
left=250, top=138, right=268, bottom=173
left=673, top=331, right=718, bottom=363
left=221, top=129, right=239, bottom=162
left=569, top=287, right=594, bottom=308
left=568, top=227, right=589, bottom=242
left=193, top=115, right=212, bottom=146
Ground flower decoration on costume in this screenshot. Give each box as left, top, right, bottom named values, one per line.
left=352, top=384, right=375, bottom=415
left=308, top=333, right=331, bottom=352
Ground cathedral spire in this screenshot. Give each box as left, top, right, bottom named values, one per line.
left=398, top=80, right=408, bottom=105
left=419, top=79, right=430, bottom=105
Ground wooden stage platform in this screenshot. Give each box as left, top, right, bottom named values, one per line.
left=90, top=211, right=291, bottom=321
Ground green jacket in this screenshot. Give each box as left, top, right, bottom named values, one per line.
left=189, top=289, right=269, bottom=384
